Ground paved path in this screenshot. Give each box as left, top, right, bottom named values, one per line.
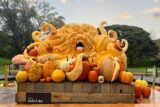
left=0, top=74, right=15, bottom=80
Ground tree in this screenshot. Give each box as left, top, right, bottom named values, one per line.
left=0, top=0, right=65, bottom=58
left=101, top=25, right=159, bottom=66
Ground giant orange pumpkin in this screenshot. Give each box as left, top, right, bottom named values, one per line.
left=119, top=71, right=133, bottom=84
left=142, top=87, right=151, bottom=98
left=77, top=59, right=91, bottom=81
left=135, top=85, right=142, bottom=98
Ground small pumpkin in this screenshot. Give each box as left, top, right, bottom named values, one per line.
left=142, top=87, right=151, bottom=98
left=28, top=49, right=38, bottom=57
left=88, top=70, right=98, bottom=83
left=68, top=57, right=76, bottom=65
left=93, top=65, right=100, bottom=75
left=135, top=85, right=142, bottom=98
left=43, top=59, right=55, bottom=79
left=69, top=64, right=75, bottom=71
left=98, top=75, right=104, bottom=83
left=40, top=78, right=45, bottom=82
left=119, top=71, right=133, bottom=84
left=16, top=71, right=28, bottom=82
left=52, top=69, right=65, bottom=82
left=60, top=57, right=70, bottom=72
left=78, top=58, right=91, bottom=81
left=46, top=43, right=53, bottom=53
left=46, top=76, right=52, bottom=82
left=135, top=79, right=148, bottom=88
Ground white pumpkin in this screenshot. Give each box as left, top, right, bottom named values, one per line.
left=98, top=75, right=104, bottom=83
left=68, top=58, right=76, bottom=65
left=60, top=60, right=70, bottom=72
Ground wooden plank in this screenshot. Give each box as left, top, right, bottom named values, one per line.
left=101, top=83, right=110, bottom=93
left=64, top=82, right=73, bottom=92
left=73, top=83, right=82, bottom=93
left=81, top=83, right=91, bottom=93
left=45, top=83, right=53, bottom=93
left=18, top=82, right=26, bottom=92
left=91, top=83, right=101, bottom=93
left=51, top=92, right=135, bottom=103
left=26, top=83, right=35, bottom=92
left=35, top=83, right=45, bottom=93
left=53, top=83, right=64, bottom=92
left=16, top=92, right=26, bottom=103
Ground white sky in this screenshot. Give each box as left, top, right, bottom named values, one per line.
left=39, top=0, right=160, bottom=40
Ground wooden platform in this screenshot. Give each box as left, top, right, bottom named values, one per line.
left=16, top=82, right=135, bottom=104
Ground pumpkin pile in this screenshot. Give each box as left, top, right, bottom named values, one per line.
left=15, top=21, right=134, bottom=84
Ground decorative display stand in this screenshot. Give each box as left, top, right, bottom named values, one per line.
left=16, top=82, right=135, bottom=104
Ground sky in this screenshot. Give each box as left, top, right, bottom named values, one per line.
left=39, top=0, right=160, bottom=40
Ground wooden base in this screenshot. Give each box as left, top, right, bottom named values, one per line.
left=16, top=82, right=135, bottom=104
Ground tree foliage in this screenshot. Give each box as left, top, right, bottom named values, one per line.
left=0, top=0, right=65, bottom=58
left=102, top=25, right=159, bottom=66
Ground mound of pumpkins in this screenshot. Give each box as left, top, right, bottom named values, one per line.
left=134, top=79, right=151, bottom=98
left=16, top=53, right=133, bottom=84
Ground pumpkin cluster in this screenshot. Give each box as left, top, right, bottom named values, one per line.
left=15, top=21, right=134, bottom=84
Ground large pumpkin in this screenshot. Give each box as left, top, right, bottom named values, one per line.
left=100, top=58, right=120, bottom=82
left=43, top=59, right=55, bottom=78
left=16, top=71, right=28, bottom=82
left=142, top=87, right=151, bottom=98
left=135, top=85, right=142, bottom=98
left=119, top=71, right=133, bottom=84
left=78, top=59, right=91, bottom=81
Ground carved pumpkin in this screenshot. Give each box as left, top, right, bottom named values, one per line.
left=135, top=85, right=142, bottom=98
left=43, top=59, right=55, bottom=78
left=16, top=71, right=28, bottom=82
left=88, top=70, right=98, bottom=83
left=142, top=87, right=151, bottom=98
left=78, top=59, right=91, bottom=81
left=100, top=58, right=120, bottom=82
left=52, top=69, right=65, bottom=82
left=119, top=71, right=133, bottom=84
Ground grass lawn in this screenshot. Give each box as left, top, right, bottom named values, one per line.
left=0, top=57, right=11, bottom=74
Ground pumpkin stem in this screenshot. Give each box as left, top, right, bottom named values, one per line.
left=66, top=56, right=69, bottom=61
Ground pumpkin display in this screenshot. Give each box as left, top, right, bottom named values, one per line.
left=88, top=70, right=98, bottom=83
left=100, top=58, right=120, bottom=82
left=78, top=58, right=91, bottom=81
left=142, top=87, right=151, bottom=98
left=119, top=71, right=133, bottom=84
left=43, top=59, right=55, bottom=78
left=135, top=79, right=148, bottom=88
left=16, top=71, right=28, bottom=82
left=28, top=59, right=43, bottom=82
left=135, top=85, right=142, bottom=98
left=52, top=69, right=65, bottom=82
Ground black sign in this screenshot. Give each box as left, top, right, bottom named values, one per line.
left=26, top=93, right=51, bottom=104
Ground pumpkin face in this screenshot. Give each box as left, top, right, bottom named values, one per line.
left=135, top=79, right=148, bottom=88
left=135, top=85, right=142, bottom=98
left=142, top=87, right=151, bottom=98
left=16, top=71, right=28, bottom=82
left=52, top=69, right=65, bottom=82
left=119, top=71, right=133, bottom=84
left=43, top=60, right=55, bottom=78
left=78, top=59, right=91, bottom=81
left=28, top=49, right=38, bottom=57
left=88, top=70, right=98, bottom=83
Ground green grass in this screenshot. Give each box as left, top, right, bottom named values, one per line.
left=0, top=57, right=11, bottom=74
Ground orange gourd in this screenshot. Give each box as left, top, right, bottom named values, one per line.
left=24, top=62, right=32, bottom=72
left=88, top=70, right=98, bottom=83
left=135, top=85, right=142, bottom=98
left=119, top=71, right=133, bottom=84
left=43, top=59, right=55, bottom=79
left=40, top=78, right=45, bottom=82
left=78, top=59, right=91, bottom=81
left=28, top=49, right=38, bottom=57
left=46, top=76, right=52, bottom=82
left=142, top=87, right=151, bottom=98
